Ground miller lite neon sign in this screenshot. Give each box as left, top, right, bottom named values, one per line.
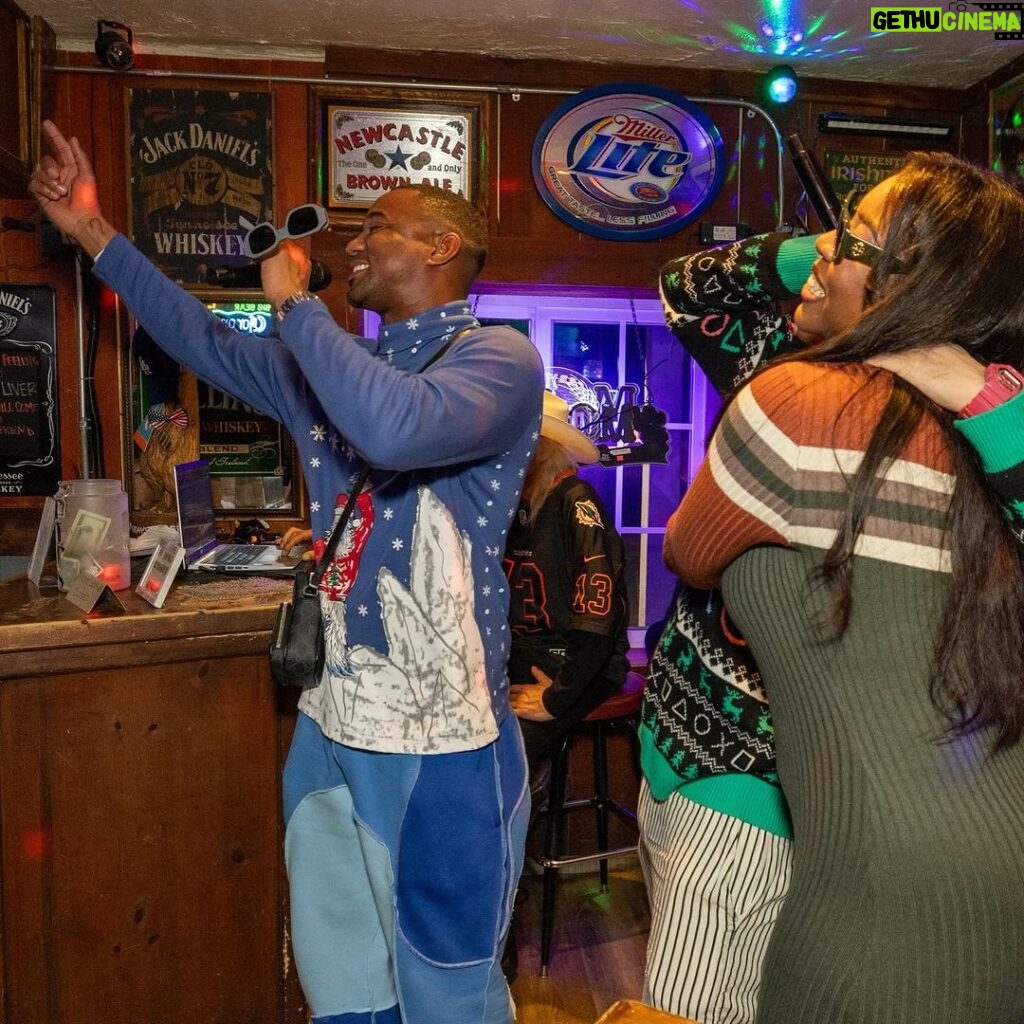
left=532, top=83, right=725, bottom=241
left=547, top=368, right=669, bottom=466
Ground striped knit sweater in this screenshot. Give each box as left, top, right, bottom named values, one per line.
left=666, top=358, right=1024, bottom=1024
left=666, top=360, right=955, bottom=585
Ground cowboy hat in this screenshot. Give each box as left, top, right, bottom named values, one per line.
left=540, top=391, right=600, bottom=464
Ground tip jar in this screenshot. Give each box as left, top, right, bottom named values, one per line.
left=54, top=478, right=131, bottom=592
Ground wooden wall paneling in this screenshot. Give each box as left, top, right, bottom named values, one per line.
left=324, top=45, right=965, bottom=115
left=798, top=96, right=964, bottom=213
left=274, top=80, right=313, bottom=216
left=0, top=653, right=290, bottom=1024
left=43, top=68, right=123, bottom=485
left=5, top=48, right=986, bottom=553
left=324, top=44, right=975, bottom=247
left=482, top=87, right=788, bottom=291
left=494, top=90, right=573, bottom=245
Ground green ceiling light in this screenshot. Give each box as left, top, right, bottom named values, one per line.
left=763, top=64, right=798, bottom=104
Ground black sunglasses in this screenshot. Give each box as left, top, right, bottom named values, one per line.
left=239, top=204, right=329, bottom=260
left=833, top=191, right=905, bottom=272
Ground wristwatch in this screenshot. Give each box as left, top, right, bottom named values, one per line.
left=275, top=290, right=322, bottom=323
left=958, top=363, right=1024, bottom=418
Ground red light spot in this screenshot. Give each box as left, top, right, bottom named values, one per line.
left=23, top=829, right=47, bottom=859
left=146, top=578, right=161, bottom=592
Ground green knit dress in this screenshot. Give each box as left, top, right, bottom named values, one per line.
left=667, top=358, right=1024, bottom=1023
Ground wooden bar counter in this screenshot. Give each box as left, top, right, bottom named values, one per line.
left=0, top=572, right=308, bottom=1024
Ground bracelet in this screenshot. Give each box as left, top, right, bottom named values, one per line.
left=275, top=290, right=322, bottom=323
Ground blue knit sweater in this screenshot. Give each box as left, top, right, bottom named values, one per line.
left=95, top=234, right=545, bottom=753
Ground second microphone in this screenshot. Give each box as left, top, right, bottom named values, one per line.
left=205, top=260, right=333, bottom=292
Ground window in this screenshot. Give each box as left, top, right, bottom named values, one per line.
left=476, top=293, right=709, bottom=646
left=363, top=291, right=711, bottom=644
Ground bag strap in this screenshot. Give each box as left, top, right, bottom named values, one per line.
left=304, top=324, right=473, bottom=593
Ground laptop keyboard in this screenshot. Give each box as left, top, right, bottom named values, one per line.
left=210, top=545, right=265, bottom=566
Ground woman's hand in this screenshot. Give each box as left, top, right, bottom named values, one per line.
left=866, top=344, right=986, bottom=414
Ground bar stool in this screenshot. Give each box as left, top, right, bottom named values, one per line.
left=535, top=669, right=645, bottom=975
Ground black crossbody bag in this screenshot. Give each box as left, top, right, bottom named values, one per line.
left=268, top=329, right=468, bottom=688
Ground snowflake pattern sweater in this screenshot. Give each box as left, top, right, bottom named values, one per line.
left=94, top=233, right=545, bottom=755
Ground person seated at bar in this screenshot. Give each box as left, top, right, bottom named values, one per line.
left=499, top=390, right=629, bottom=981
left=504, top=391, right=630, bottom=785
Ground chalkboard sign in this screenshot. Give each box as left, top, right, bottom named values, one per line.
left=0, top=284, right=59, bottom=496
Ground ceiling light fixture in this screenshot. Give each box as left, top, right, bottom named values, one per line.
left=95, top=20, right=135, bottom=71
left=817, top=112, right=953, bottom=139
left=763, top=65, right=798, bottom=105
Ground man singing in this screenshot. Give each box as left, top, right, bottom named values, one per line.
left=31, top=119, right=544, bottom=1024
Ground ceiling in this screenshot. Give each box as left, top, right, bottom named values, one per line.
left=15, top=0, right=1024, bottom=91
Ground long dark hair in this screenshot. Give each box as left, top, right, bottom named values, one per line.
left=794, top=152, right=1024, bottom=750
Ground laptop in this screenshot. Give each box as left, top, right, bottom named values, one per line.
left=172, top=459, right=299, bottom=574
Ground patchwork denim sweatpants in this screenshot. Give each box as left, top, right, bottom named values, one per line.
left=283, top=711, right=529, bottom=1024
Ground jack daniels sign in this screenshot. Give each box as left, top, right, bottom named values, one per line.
left=0, top=285, right=59, bottom=496
left=547, top=368, right=669, bottom=465
left=127, top=88, right=273, bottom=287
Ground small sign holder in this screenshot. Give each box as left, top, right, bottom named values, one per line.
left=64, top=570, right=127, bottom=615
left=27, top=496, right=57, bottom=587
left=136, top=539, right=186, bottom=609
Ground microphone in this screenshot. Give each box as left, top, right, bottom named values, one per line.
left=204, top=260, right=333, bottom=292
left=786, top=134, right=841, bottom=231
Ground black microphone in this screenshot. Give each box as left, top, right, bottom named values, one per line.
left=204, top=260, right=333, bottom=292
left=786, top=134, right=841, bottom=231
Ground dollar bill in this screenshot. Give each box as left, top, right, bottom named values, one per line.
left=61, top=509, right=111, bottom=558
left=58, top=552, right=104, bottom=593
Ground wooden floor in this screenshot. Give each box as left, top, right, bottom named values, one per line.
left=508, top=862, right=651, bottom=1024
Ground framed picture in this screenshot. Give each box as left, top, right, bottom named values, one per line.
left=991, top=72, right=1024, bottom=180
left=0, top=284, right=60, bottom=496
left=313, top=88, right=488, bottom=223
left=127, top=87, right=274, bottom=288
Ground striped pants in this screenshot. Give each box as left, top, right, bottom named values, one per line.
left=638, top=782, right=792, bottom=1024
